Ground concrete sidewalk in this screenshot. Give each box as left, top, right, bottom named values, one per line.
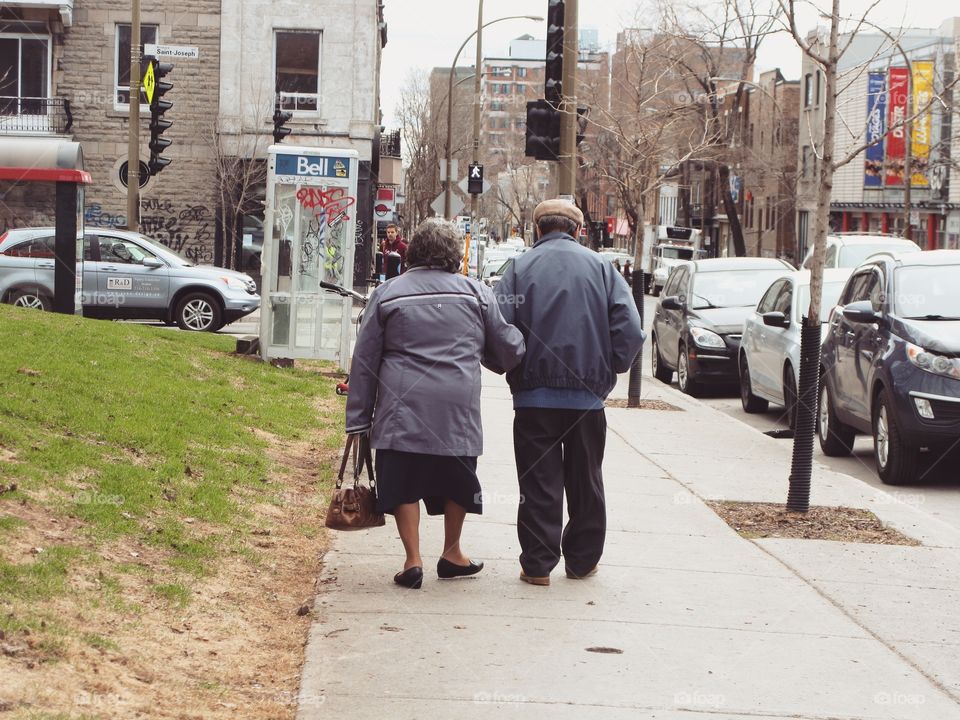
left=297, top=367, right=960, bottom=719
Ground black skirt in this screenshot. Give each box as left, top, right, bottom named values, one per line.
left=374, top=449, right=482, bottom=516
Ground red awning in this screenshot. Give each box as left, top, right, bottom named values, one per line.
left=0, top=167, right=92, bottom=184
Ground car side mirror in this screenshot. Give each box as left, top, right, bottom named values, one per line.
left=661, top=295, right=684, bottom=311
left=842, top=300, right=881, bottom=324
left=142, top=257, right=164, bottom=269
left=762, top=311, right=790, bottom=328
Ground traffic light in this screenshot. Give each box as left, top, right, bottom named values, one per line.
left=545, top=0, right=565, bottom=105
left=148, top=60, right=173, bottom=175
left=273, top=101, right=293, bottom=144
left=525, top=99, right=560, bottom=161
left=467, top=163, right=485, bottom=195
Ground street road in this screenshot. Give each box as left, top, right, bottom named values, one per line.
left=638, top=293, right=960, bottom=533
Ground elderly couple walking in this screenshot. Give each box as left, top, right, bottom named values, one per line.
left=345, top=200, right=645, bottom=589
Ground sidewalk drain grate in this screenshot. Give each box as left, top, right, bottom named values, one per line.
left=605, top=399, right=682, bottom=411
left=707, top=501, right=920, bottom=545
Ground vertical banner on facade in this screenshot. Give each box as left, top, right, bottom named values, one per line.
left=910, top=60, right=934, bottom=188
left=864, top=71, right=886, bottom=187
left=884, top=67, right=909, bottom=186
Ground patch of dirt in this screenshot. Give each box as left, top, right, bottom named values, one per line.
left=707, top=501, right=920, bottom=545
left=605, top=398, right=683, bottom=411
left=0, top=408, right=341, bottom=719
left=0, top=447, right=16, bottom=463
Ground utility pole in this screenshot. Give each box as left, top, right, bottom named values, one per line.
left=470, top=0, right=484, bottom=250
left=557, top=0, right=578, bottom=197
left=126, top=0, right=141, bottom=232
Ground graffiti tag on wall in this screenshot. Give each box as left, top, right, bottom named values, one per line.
left=85, top=199, right=214, bottom=265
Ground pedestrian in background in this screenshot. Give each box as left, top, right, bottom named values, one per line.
left=347, top=218, right=525, bottom=590
left=381, top=223, right=407, bottom=277
left=623, top=260, right=633, bottom=287
left=496, top=199, right=645, bottom=586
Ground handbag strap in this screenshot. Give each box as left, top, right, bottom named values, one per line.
left=335, top=434, right=358, bottom=490
left=354, top=434, right=377, bottom=490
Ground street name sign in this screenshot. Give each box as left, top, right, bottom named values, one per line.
left=144, top=44, right=200, bottom=60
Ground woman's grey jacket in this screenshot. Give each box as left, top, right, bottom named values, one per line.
left=345, top=267, right=525, bottom=456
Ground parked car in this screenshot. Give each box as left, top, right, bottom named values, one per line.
left=598, top=250, right=633, bottom=269
left=801, top=234, right=921, bottom=270
left=739, top=268, right=854, bottom=427
left=651, top=257, right=794, bottom=395
left=818, top=250, right=960, bottom=484
left=0, top=228, right=259, bottom=332
left=481, top=257, right=516, bottom=288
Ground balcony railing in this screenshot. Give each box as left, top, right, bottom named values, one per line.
left=0, top=97, right=73, bottom=135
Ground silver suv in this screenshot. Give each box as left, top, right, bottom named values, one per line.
left=0, top=228, right=259, bottom=332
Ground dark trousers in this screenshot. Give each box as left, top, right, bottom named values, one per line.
left=513, top=408, right=607, bottom=577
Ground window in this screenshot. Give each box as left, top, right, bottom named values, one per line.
left=98, top=237, right=157, bottom=265
left=490, top=101, right=503, bottom=111
left=0, top=29, right=50, bottom=114
left=772, top=283, right=793, bottom=316
left=803, top=73, right=813, bottom=107
left=518, top=67, right=528, bottom=78
left=276, top=30, right=321, bottom=112
left=758, top=279, right=787, bottom=314
left=815, top=71, right=821, bottom=107
left=4, top=235, right=54, bottom=258
left=801, top=146, right=813, bottom=179
left=116, top=24, right=158, bottom=106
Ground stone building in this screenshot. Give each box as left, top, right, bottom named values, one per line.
left=0, top=0, right=386, bottom=279
left=796, top=18, right=960, bottom=254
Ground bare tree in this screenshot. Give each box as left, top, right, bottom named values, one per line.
left=397, top=70, right=438, bottom=231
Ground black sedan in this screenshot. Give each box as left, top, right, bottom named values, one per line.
left=651, top=257, right=794, bottom=395
left=818, top=250, right=960, bottom=485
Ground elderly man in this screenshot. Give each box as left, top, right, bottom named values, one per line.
left=496, top=199, right=645, bottom=586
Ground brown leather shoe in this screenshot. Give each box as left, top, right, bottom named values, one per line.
left=565, top=566, right=598, bottom=580
left=520, top=570, right=550, bottom=586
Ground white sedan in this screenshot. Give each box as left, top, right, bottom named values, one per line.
left=738, top=268, right=853, bottom=427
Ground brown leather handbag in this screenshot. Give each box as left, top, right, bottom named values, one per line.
left=324, top=434, right=386, bottom=531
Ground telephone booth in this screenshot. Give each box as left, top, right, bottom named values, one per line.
left=259, top=146, right=360, bottom=366
left=0, top=138, right=91, bottom=315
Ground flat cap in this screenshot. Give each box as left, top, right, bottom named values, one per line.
left=534, top=198, right=584, bottom=227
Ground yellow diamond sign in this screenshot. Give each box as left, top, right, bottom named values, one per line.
left=142, top=62, right=155, bottom=105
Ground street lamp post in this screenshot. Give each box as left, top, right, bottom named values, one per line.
left=444, top=11, right=543, bottom=219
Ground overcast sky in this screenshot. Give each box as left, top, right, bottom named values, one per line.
left=379, top=0, right=953, bottom=127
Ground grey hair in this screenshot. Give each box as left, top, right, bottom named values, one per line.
left=536, top=215, right=580, bottom=237
left=406, top=218, right=464, bottom=273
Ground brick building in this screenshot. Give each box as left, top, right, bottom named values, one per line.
left=0, top=0, right=386, bottom=277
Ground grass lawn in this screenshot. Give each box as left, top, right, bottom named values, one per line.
left=0, top=305, right=344, bottom=718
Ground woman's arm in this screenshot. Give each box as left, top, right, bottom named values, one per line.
left=479, top=282, right=525, bottom=374
left=345, top=288, right=386, bottom=433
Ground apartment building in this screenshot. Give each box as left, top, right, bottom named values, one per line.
left=796, top=18, right=960, bottom=254
left=0, top=0, right=386, bottom=278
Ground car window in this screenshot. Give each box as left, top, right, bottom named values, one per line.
left=839, top=242, right=919, bottom=268
left=665, top=267, right=686, bottom=298
left=840, top=272, right=867, bottom=305
left=825, top=244, right=838, bottom=268
left=691, top=269, right=790, bottom=309
left=797, top=280, right=849, bottom=323
left=772, top=282, right=793, bottom=315
left=99, top=237, right=157, bottom=265
left=847, top=271, right=879, bottom=304
left=757, top=279, right=787, bottom=313
left=894, top=265, right=960, bottom=318
left=5, top=236, right=55, bottom=258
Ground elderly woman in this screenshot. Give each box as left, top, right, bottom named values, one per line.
left=345, top=218, right=525, bottom=589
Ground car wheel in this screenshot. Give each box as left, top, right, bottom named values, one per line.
left=652, top=335, right=673, bottom=383
left=783, top=364, right=798, bottom=430
left=739, top=354, right=768, bottom=413
left=873, top=389, right=921, bottom=485
left=817, top=380, right=855, bottom=457
left=677, top=343, right=701, bottom=396
left=9, top=289, right=51, bottom=311
left=175, top=292, right=223, bottom=332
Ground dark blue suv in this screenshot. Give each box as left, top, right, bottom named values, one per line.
left=818, top=250, right=960, bottom=484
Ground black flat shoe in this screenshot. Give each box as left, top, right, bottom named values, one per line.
left=437, top=558, right=484, bottom=579
left=394, top=567, right=423, bottom=589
